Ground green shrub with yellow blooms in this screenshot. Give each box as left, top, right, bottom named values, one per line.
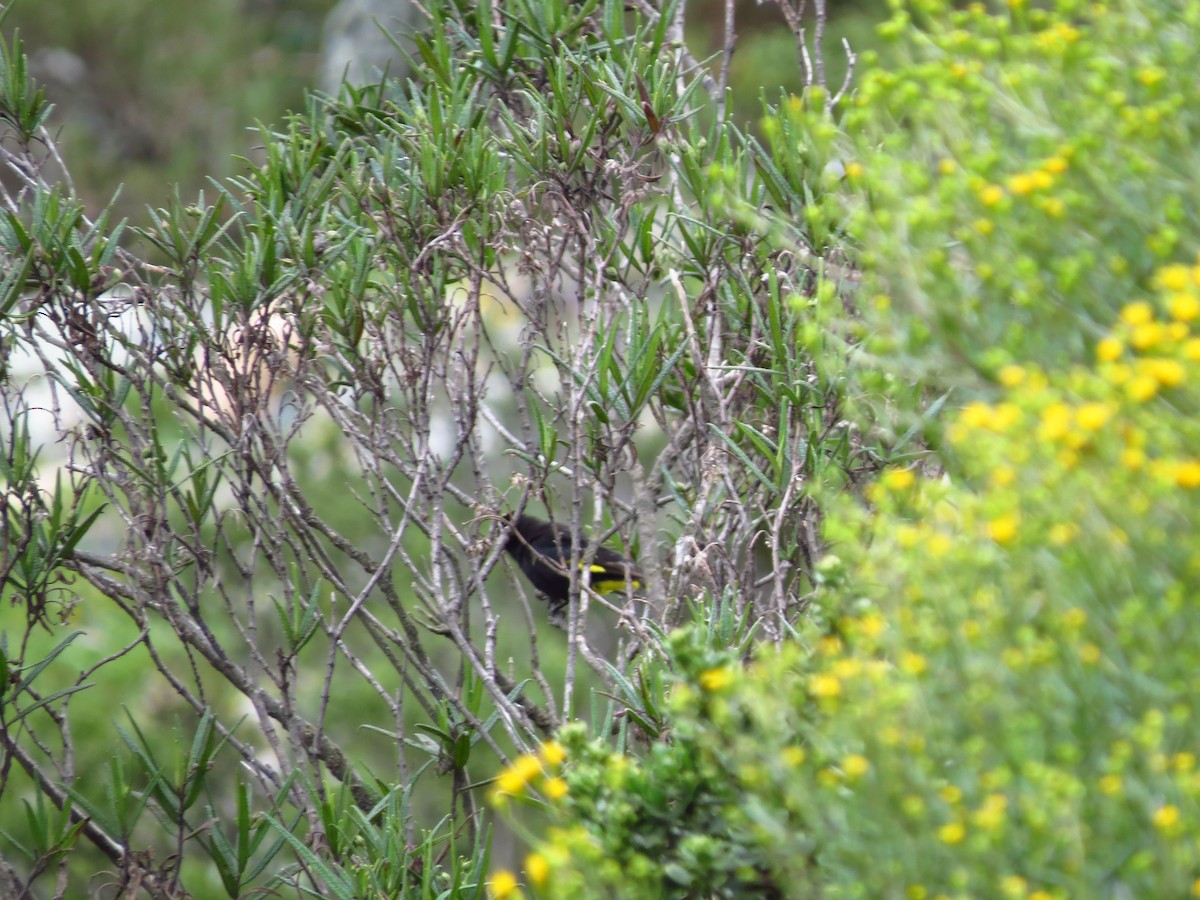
left=488, top=0, right=1200, bottom=896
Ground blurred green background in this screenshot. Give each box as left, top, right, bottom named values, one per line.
left=9, top=0, right=886, bottom=224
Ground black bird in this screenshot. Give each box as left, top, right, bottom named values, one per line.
left=501, top=514, right=642, bottom=613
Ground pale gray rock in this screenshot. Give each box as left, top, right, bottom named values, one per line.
left=319, top=0, right=421, bottom=94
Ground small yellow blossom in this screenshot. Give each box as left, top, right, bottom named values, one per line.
left=938, top=822, right=966, bottom=845
left=542, top=777, right=569, bottom=800
left=1098, top=774, right=1122, bottom=795
left=783, top=746, right=807, bottom=767
left=1155, top=264, right=1191, bottom=291
left=1143, top=358, right=1185, bottom=387
left=845, top=161, right=864, bottom=179
left=699, top=667, right=735, bottom=692
left=1168, top=292, right=1200, bottom=321
left=939, top=158, right=957, bottom=175
left=1075, top=402, right=1112, bottom=431
left=974, top=794, right=1008, bottom=831
left=1049, top=522, right=1078, bottom=544
left=901, top=652, right=928, bottom=676
left=490, top=870, right=521, bottom=899
left=1043, top=155, right=1068, bottom=174
left=1175, top=460, right=1200, bottom=488
left=1185, top=338, right=1200, bottom=361
left=1152, top=804, right=1180, bottom=831
left=975, top=218, right=995, bottom=236
left=1130, top=321, right=1164, bottom=350
left=857, top=613, right=887, bottom=638
left=1039, top=402, right=1072, bottom=440
left=809, top=673, right=842, bottom=698
left=525, top=854, right=549, bottom=887
left=1096, top=336, right=1123, bottom=362
left=988, top=512, right=1020, bottom=545
left=1008, top=173, right=1037, bottom=195
left=496, top=755, right=543, bottom=795
left=991, top=465, right=1017, bottom=488
left=1137, top=66, right=1167, bottom=87
left=1121, top=447, right=1146, bottom=470
left=1126, top=375, right=1159, bottom=402
left=999, top=875, right=1026, bottom=896
left=1062, top=607, right=1087, bottom=628
left=1080, top=643, right=1102, bottom=664
left=1029, top=892, right=1054, bottom=900
left=980, top=184, right=1005, bottom=206
left=819, top=635, right=844, bottom=656
left=833, top=658, right=863, bottom=679
left=1120, top=301, right=1155, bottom=326
left=883, top=468, right=916, bottom=490
left=843, top=754, right=871, bottom=779
left=540, top=740, right=567, bottom=767
left=998, top=364, right=1026, bottom=386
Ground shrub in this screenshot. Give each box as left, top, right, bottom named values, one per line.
left=498, top=0, right=1200, bottom=897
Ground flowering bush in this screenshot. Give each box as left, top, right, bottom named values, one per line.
left=490, top=0, right=1200, bottom=896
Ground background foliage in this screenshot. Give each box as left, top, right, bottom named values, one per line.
left=4, top=0, right=1196, bottom=898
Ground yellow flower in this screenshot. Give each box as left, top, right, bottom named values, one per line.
left=833, top=658, right=863, bottom=679
left=1168, top=292, right=1200, bottom=321
left=1048, top=522, right=1077, bottom=545
left=997, top=364, right=1026, bottom=386
left=542, top=777, right=569, bottom=800
left=525, top=854, right=549, bottom=887
left=999, top=875, right=1026, bottom=897
left=1039, top=402, right=1072, bottom=440
left=974, top=218, right=995, bottom=236
left=938, top=158, right=957, bottom=175
left=1152, top=804, right=1180, bottom=831
left=1075, top=402, right=1112, bottom=431
left=938, top=821, right=966, bottom=845
left=809, top=673, right=842, bottom=698
left=988, top=513, right=1020, bottom=545
left=1120, top=301, right=1155, bottom=326
left=496, top=754, right=543, bottom=795
left=980, top=184, right=1005, bottom=206
left=1098, top=774, right=1122, bottom=795
left=1007, top=173, right=1037, bottom=195
left=857, top=613, right=887, bottom=638
left=490, top=870, right=521, bottom=899
left=699, top=667, right=735, bottom=692
left=1121, top=447, right=1146, bottom=470
left=901, top=652, right=928, bottom=675
left=843, top=754, right=871, bottom=779
left=1185, top=338, right=1200, bottom=361
left=883, top=468, right=916, bottom=490
left=540, top=740, right=567, bottom=767
left=1175, top=460, right=1200, bottom=488
left=1096, top=336, right=1123, bottom=362
left=1137, top=66, right=1167, bottom=87
left=1126, top=375, right=1159, bottom=402
left=782, top=746, right=807, bottom=767
left=1042, top=155, right=1068, bottom=174
left=1130, top=321, right=1164, bottom=350
left=1142, top=358, right=1185, bottom=387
